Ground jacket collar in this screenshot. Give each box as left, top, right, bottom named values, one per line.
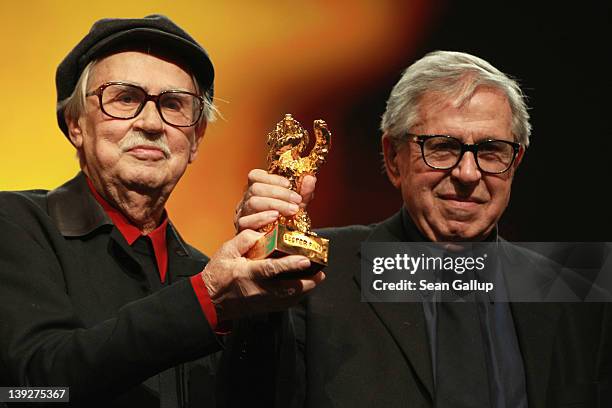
left=352, top=209, right=435, bottom=400
left=46, top=172, right=192, bottom=257
left=365, top=207, right=423, bottom=243
left=47, top=172, right=111, bottom=237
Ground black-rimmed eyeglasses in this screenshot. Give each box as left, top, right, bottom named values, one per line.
left=408, top=134, right=521, bottom=174
left=86, top=82, right=205, bottom=127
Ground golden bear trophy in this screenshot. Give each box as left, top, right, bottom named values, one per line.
left=247, top=114, right=331, bottom=276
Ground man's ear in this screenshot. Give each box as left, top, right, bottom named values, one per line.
left=513, top=145, right=525, bottom=169
left=382, top=133, right=402, bottom=189
left=188, top=121, right=208, bottom=163
left=67, top=116, right=84, bottom=149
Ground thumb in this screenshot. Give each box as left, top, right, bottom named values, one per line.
left=299, top=175, right=316, bottom=206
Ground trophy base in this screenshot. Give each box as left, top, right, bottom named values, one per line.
left=246, top=224, right=329, bottom=278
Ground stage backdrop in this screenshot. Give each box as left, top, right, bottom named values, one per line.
left=1, top=1, right=608, bottom=255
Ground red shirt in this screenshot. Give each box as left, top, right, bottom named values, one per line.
left=85, top=177, right=219, bottom=330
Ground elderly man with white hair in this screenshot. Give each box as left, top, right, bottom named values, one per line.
left=229, top=51, right=611, bottom=407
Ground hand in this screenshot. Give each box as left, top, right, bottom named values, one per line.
left=200, top=229, right=325, bottom=322
left=234, top=169, right=316, bottom=232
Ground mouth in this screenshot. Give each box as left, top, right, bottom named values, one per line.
left=437, top=194, right=486, bottom=206
left=126, top=145, right=168, bottom=160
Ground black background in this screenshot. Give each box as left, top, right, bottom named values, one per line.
left=304, top=0, right=611, bottom=242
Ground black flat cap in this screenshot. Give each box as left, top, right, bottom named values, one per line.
left=56, top=14, right=214, bottom=137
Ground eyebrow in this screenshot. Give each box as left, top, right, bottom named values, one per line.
left=416, top=132, right=510, bottom=142
left=469, top=134, right=512, bottom=142
left=109, top=81, right=196, bottom=94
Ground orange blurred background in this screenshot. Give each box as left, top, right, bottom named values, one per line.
left=0, top=1, right=436, bottom=253
left=4, top=1, right=606, bottom=247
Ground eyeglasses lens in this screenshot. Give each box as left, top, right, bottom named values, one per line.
left=100, top=84, right=201, bottom=126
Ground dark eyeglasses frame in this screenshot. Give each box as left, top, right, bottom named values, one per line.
left=86, top=81, right=205, bottom=127
left=408, top=133, right=521, bottom=174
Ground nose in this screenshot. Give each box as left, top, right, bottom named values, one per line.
left=450, top=151, right=482, bottom=185
left=134, top=100, right=164, bottom=134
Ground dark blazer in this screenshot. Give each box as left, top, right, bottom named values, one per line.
left=0, top=173, right=222, bottom=407
left=224, top=211, right=612, bottom=407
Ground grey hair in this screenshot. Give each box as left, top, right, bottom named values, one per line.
left=58, top=59, right=218, bottom=131
left=380, top=50, right=531, bottom=147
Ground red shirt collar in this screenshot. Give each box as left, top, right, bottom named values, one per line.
left=86, top=177, right=169, bottom=283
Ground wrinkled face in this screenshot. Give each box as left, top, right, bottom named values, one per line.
left=383, top=86, right=523, bottom=242
left=67, top=51, right=205, bottom=195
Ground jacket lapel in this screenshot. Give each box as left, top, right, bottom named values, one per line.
left=500, top=244, right=566, bottom=406
left=510, top=302, right=562, bottom=407
left=167, top=222, right=208, bottom=281
left=353, top=211, right=434, bottom=400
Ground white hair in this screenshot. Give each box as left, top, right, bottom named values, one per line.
left=380, top=50, right=531, bottom=146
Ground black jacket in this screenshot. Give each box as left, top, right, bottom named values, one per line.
left=224, top=211, right=612, bottom=407
left=0, top=173, right=222, bottom=407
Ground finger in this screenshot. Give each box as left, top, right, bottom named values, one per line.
left=260, top=271, right=326, bottom=303
left=297, top=271, right=326, bottom=292
left=243, top=196, right=299, bottom=217
left=249, top=255, right=311, bottom=279
left=265, top=279, right=305, bottom=298
left=236, top=211, right=279, bottom=232
left=250, top=182, right=302, bottom=204
left=248, top=169, right=291, bottom=188
left=298, top=175, right=316, bottom=206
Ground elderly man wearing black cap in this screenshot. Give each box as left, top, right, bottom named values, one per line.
left=0, top=15, right=323, bottom=407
